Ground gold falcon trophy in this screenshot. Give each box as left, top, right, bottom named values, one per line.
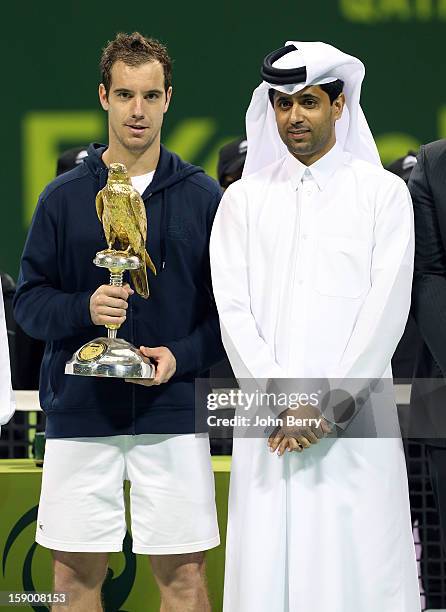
left=65, top=163, right=157, bottom=378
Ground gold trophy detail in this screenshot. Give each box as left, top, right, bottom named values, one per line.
left=65, top=163, right=157, bottom=378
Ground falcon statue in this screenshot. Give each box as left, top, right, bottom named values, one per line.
left=95, top=162, right=157, bottom=298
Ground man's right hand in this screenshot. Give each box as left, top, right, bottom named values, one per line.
left=89, top=283, right=134, bottom=326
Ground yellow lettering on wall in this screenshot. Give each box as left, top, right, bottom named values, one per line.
left=23, top=112, right=105, bottom=226
left=415, top=0, right=433, bottom=19
left=375, top=133, right=421, bottom=165
left=341, top=0, right=446, bottom=20
left=164, top=118, right=216, bottom=163
left=339, top=0, right=376, bottom=22
left=437, top=105, right=446, bottom=138
left=379, top=0, right=411, bottom=19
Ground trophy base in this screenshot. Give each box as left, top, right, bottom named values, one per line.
left=65, top=337, right=155, bottom=379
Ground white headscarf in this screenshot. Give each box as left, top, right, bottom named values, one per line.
left=243, top=41, right=381, bottom=176
left=0, top=277, right=15, bottom=432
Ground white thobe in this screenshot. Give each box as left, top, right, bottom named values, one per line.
left=210, top=143, right=421, bottom=612
left=0, top=278, right=15, bottom=435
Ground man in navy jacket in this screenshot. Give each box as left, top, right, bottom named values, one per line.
left=14, top=32, right=223, bottom=612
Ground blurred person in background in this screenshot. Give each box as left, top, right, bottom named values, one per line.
left=386, top=152, right=443, bottom=608
left=387, top=153, right=422, bottom=382
left=56, top=146, right=88, bottom=176
left=209, top=139, right=248, bottom=454
left=217, top=138, right=247, bottom=191
left=409, top=139, right=446, bottom=558
left=210, top=138, right=247, bottom=388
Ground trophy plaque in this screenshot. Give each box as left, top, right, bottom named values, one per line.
left=65, top=162, right=157, bottom=379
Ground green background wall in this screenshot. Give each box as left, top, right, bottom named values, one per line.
left=1, top=0, right=444, bottom=277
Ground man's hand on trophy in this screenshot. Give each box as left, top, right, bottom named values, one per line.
left=89, top=283, right=134, bottom=326
left=126, top=346, right=176, bottom=386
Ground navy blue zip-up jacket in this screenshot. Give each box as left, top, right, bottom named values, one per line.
left=14, top=143, right=225, bottom=438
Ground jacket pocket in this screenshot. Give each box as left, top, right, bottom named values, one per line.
left=315, top=236, right=369, bottom=298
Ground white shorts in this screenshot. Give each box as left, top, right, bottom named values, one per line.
left=36, top=433, right=220, bottom=555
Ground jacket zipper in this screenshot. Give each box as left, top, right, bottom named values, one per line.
left=129, top=300, right=136, bottom=435
left=132, top=191, right=151, bottom=435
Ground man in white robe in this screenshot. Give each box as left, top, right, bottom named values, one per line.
left=0, top=277, right=15, bottom=435
left=210, top=41, right=421, bottom=612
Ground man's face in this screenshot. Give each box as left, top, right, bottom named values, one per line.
left=273, top=85, right=344, bottom=165
left=98, top=60, right=172, bottom=154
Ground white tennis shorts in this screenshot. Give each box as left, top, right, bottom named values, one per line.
left=35, top=433, right=220, bottom=555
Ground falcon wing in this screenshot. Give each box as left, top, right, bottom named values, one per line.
left=99, top=188, right=114, bottom=246
left=95, top=189, right=104, bottom=222
left=129, top=190, right=147, bottom=243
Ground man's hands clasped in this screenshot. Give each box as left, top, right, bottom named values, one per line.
left=89, top=283, right=176, bottom=386
left=268, top=403, right=332, bottom=456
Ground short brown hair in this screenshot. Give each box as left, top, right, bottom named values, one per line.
left=100, top=32, right=172, bottom=95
